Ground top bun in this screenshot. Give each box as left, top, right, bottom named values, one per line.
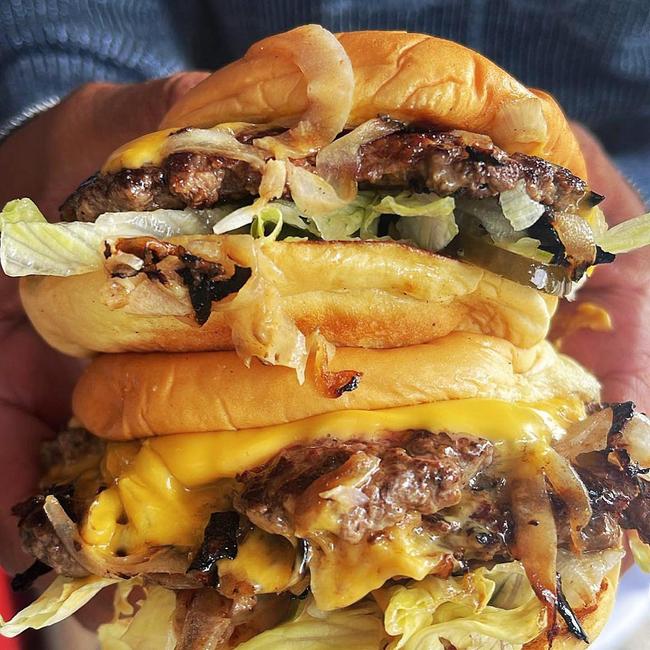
left=161, top=28, right=586, bottom=178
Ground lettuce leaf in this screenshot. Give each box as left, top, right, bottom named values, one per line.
left=0, top=199, right=226, bottom=277
left=0, top=575, right=119, bottom=638
left=375, top=192, right=457, bottom=251
left=629, top=531, right=650, bottom=572
left=596, top=212, right=650, bottom=254
left=98, top=583, right=177, bottom=650
left=237, top=599, right=386, bottom=650
left=307, top=192, right=378, bottom=240
left=381, top=562, right=545, bottom=650
left=498, top=180, right=545, bottom=231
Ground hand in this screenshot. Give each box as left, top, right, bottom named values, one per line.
left=0, top=72, right=209, bottom=573
left=556, top=124, right=650, bottom=413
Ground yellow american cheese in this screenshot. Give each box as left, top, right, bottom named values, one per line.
left=101, top=128, right=176, bottom=174
left=79, top=397, right=585, bottom=605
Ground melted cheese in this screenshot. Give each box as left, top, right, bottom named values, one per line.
left=218, top=528, right=296, bottom=594
left=80, top=397, right=585, bottom=590
left=309, top=515, right=450, bottom=610
left=146, top=397, right=583, bottom=488
left=102, top=129, right=175, bottom=174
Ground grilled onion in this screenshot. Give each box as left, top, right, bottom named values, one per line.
left=163, top=128, right=267, bottom=170
left=285, top=163, right=347, bottom=216
left=551, top=211, right=597, bottom=271
left=542, top=448, right=592, bottom=550
left=555, top=403, right=650, bottom=468
left=43, top=496, right=192, bottom=578
left=316, top=118, right=403, bottom=202
left=510, top=472, right=558, bottom=635
left=254, top=25, right=354, bottom=158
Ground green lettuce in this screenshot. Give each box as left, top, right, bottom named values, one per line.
left=236, top=599, right=386, bottom=650
left=0, top=199, right=226, bottom=277
left=381, top=562, right=545, bottom=650
left=596, top=211, right=650, bottom=254
left=97, top=583, right=177, bottom=650
left=0, top=575, right=119, bottom=638
left=629, top=531, right=650, bottom=572
left=375, top=192, right=457, bottom=251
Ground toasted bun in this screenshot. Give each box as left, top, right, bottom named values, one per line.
left=524, top=566, right=619, bottom=649
left=72, top=333, right=600, bottom=440
left=20, top=238, right=557, bottom=357
left=161, top=29, right=586, bottom=178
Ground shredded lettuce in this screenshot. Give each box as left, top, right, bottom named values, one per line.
left=596, top=211, right=650, bottom=254
left=98, top=583, right=177, bottom=650
left=0, top=575, right=119, bottom=638
left=380, top=562, right=545, bottom=650
left=498, top=180, right=545, bottom=231
left=629, top=531, right=650, bottom=572
left=0, top=199, right=226, bottom=277
left=375, top=192, right=457, bottom=251
left=307, top=192, right=378, bottom=240
left=237, top=599, right=386, bottom=650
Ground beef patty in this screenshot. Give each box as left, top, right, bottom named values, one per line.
left=60, top=129, right=591, bottom=222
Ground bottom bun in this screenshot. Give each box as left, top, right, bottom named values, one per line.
left=524, top=566, right=619, bottom=649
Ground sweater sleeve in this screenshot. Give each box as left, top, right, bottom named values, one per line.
left=0, top=0, right=196, bottom=139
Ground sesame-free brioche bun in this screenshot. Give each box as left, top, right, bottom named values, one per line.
left=161, top=28, right=586, bottom=178
left=19, top=238, right=557, bottom=357
left=72, top=332, right=600, bottom=440
left=524, top=566, right=619, bottom=649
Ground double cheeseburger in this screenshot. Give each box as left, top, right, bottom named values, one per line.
left=1, top=26, right=650, bottom=650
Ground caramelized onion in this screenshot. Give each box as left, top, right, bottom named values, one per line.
left=310, top=332, right=362, bottom=398
left=542, top=449, right=592, bottom=550
left=163, top=128, right=267, bottom=170
left=510, top=473, right=558, bottom=636
left=316, top=118, right=403, bottom=202
left=285, top=162, right=347, bottom=216
left=555, top=403, right=650, bottom=468
left=43, top=496, right=191, bottom=578
left=552, top=211, right=597, bottom=271
left=254, top=25, right=354, bottom=158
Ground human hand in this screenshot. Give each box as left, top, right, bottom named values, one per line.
left=0, top=72, right=209, bottom=573
left=555, top=124, right=650, bottom=414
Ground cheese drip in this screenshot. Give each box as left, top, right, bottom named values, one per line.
left=79, top=397, right=585, bottom=603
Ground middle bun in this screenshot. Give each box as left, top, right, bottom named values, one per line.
left=72, top=333, right=600, bottom=440
left=20, top=237, right=557, bottom=358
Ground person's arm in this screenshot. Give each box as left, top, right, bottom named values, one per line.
left=557, top=125, right=650, bottom=414
left=0, top=0, right=191, bottom=142
left=0, top=72, right=209, bottom=573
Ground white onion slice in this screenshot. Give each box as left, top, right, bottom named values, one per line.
left=510, top=473, right=558, bottom=630
left=163, top=128, right=266, bottom=170
left=43, top=496, right=191, bottom=578
left=542, top=448, right=592, bottom=549
left=254, top=25, right=354, bottom=158
left=286, top=163, right=347, bottom=217
left=316, top=118, right=403, bottom=202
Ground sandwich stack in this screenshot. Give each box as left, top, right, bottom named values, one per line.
left=2, top=26, right=650, bottom=649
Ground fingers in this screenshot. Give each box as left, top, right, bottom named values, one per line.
left=570, top=122, right=646, bottom=223
left=0, top=71, right=211, bottom=219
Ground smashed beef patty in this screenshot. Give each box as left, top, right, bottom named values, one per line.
left=61, top=129, right=590, bottom=222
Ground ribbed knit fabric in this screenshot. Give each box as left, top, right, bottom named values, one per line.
left=1, top=0, right=649, bottom=198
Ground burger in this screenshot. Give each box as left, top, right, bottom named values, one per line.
left=1, top=25, right=649, bottom=649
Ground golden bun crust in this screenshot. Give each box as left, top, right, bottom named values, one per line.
left=161, top=29, right=586, bottom=178
left=72, top=333, right=600, bottom=440
left=524, top=566, right=619, bottom=649
left=19, top=238, right=557, bottom=357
